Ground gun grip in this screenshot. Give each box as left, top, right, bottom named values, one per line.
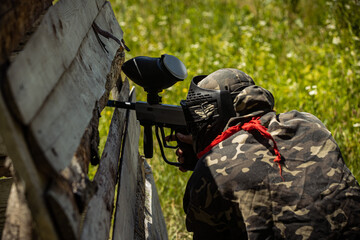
left=144, top=124, right=153, bottom=158
left=175, top=130, right=198, bottom=171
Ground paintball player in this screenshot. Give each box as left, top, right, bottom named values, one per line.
left=170, top=68, right=360, bottom=239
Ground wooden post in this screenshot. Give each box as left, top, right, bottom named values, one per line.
left=0, top=92, right=59, bottom=240
left=112, top=88, right=141, bottom=240
left=80, top=79, right=130, bottom=240
left=0, top=0, right=169, bottom=239
left=144, top=160, right=168, bottom=239
left=0, top=0, right=125, bottom=238
left=1, top=179, right=33, bottom=240
left=0, top=177, right=12, bottom=238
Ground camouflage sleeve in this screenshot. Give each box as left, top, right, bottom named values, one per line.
left=183, top=160, right=248, bottom=239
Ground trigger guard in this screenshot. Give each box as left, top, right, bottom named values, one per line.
left=160, top=126, right=178, bottom=149
left=155, top=125, right=197, bottom=170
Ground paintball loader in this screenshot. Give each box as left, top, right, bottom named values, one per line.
left=107, top=54, right=196, bottom=170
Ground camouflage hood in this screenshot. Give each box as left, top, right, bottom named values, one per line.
left=195, top=68, right=275, bottom=126
left=231, top=85, right=275, bottom=121
left=195, top=68, right=274, bottom=121
left=182, top=68, right=275, bottom=152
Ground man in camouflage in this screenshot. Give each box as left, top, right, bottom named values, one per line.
left=175, top=68, right=360, bottom=239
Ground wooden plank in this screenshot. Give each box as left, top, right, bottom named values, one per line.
left=28, top=1, right=124, bottom=173
left=5, top=0, right=106, bottom=124
left=0, top=135, right=7, bottom=156
left=80, top=79, right=130, bottom=240
left=0, top=157, right=12, bottom=179
left=1, top=181, right=33, bottom=240
left=134, top=156, right=146, bottom=239
left=0, top=93, right=58, bottom=240
left=144, top=160, right=168, bottom=239
left=0, top=178, right=13, bottom=237
left=112, top=88, right=141, bottom=240
left=46, top=179, right=81, bottom=240
left=0, top=0, right=53, bottom=66
left=0, top=134, right=6, bottom=157
left=0, top=134, right=8, bottom=177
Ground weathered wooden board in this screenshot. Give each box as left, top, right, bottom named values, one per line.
left=1, top=182, right=33, bottom=240
left=80, top=79, right=130, bottom=240
left=134, top=156, right=146, bottom=239
left=0, top=135, right=9, bottom=177
left=0, top=178, right=13, bottom=237
left=0, top=94, right=58, bottom=240
left=46, top=179, right=81, bottom=240
left=0, top=159, right=8, bottom=178
left=0, top=157, right=11, bottom=180
left=0, top=134, right=6, bottom=157
left=1, top=0, right=169, bottom=239
left=112, top=88, right=141, bottom=240
left=144, top=160, right=168, bottom=239
left=28, top=1, right=124, bottom=173
left=5, top=0, right=106, bottom=124
left=0, top=0, right=53, bottom=66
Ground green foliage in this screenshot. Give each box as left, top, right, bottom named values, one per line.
left=101, top=0, right=360, bottom=239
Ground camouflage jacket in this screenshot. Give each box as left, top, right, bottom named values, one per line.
left=183, top=85, right=360, bottom=239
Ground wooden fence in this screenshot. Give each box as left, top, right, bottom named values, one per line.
left=0, top=0, right=167, bottom=239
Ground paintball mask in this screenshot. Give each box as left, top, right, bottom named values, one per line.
left=180, top=68, right=255, bottom=153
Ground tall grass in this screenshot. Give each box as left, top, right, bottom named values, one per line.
left=99, top=0, right=360, bottom=239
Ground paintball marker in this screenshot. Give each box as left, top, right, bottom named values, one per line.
left=107, top=54, right=196, bottom=170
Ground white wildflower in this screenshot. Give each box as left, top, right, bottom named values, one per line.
left=306, top=85, right=317, bottom=96
left=259, top=20, right=266, bottom=26
left=327, top=24, right=336, bottom=30
left=237, top=62, right=246, bottom=68
left=132, top=36, right=138, bottom=42
left=147, top=44, right=155, bottom=51
left=202, top=11, right=213, bottom=17
left=190, top=43, right=200, bottom=49
left=158, top=42, right=164, bottom=50
left=332, top=37, right=341, bottom=45
left=295, top=19, right=304, bottom=28
left=136, top=16, right=144, bottom=23
left=308, top=89, right=318, bottom=96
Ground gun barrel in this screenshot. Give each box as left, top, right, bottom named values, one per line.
left=107, top=100, right=186, bottom=127
left=135, top=102, right=186, bottom=127
left=107, top=100, right=136, bottom=109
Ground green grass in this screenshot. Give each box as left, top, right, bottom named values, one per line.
left=97, top=0, right=360, bottom=239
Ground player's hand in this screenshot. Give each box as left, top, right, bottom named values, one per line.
left=165, top=133, right=197, bottom=172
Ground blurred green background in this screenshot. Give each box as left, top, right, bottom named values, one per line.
left=96, top=0, right=360, bottom=239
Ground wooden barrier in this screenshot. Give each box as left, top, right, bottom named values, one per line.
left=0, top=0, right=168, bottom=239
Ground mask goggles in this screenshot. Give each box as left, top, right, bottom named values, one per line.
left=180, top=75, right=236, bottom=152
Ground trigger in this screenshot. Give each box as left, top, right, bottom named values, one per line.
left=170, top=129, right=176, bottom=141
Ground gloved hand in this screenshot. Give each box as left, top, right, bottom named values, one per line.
left=166, top=133, right=198, bottom=172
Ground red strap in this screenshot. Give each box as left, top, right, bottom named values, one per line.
left=197, top=125, right=242, bottom=159
left=197, top=117, right=284, bottom=180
